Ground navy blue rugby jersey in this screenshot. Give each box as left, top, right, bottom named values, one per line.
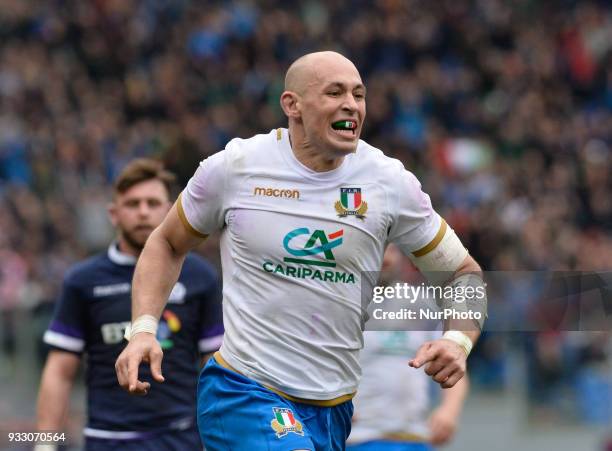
left=43, top=243, right=223, bottom=436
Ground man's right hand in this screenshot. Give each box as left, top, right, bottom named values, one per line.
left=115, top=333, right=165, bottom=395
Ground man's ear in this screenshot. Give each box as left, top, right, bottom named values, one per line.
left=280, top=91, right=301, bottom=119
left=107, top=202, right=118, bottom=227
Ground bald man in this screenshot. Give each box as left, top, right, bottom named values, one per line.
left=115, top=51, right=484, bottom=451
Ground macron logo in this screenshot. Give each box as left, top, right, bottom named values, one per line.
left=254, top=187, right=300, bottom=199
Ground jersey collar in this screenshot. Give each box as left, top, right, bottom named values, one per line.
left=108, top=242, right=137, bottom=266
left=276, top=128, right=355, bottom=182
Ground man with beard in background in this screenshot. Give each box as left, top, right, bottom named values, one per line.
left=36, top=159, right=223, bottom=450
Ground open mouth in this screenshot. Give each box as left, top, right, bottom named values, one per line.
left=331, top=120, right=357, bottom=137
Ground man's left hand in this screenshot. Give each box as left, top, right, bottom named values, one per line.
left=408, top=339, right=466, bottom=388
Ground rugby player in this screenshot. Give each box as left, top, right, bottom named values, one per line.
left=349, top=331, right=469, bottom=451
left=348, top=245, right=469, bottom=451
left=37, top=159, right=223, bottom=450
left=116, top=51, right=484, bottom=450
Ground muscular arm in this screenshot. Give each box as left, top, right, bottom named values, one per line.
left=446, top=254, right=482, bottom=345
left=132, top=202, right=207, bottom=319
left=429, top=373, right=469, bottom=445
left=406, top=215, right=486, bottom=387
left=439, top=371, right=469, bottom=415
left=37, top=351, right=80, bottom=430
left=116, top=201, right=207, bottom=395
left=409, top=254, right=483, bottom=388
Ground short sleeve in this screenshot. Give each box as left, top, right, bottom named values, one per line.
left=387, top=167, right=443, bottom=255
left=197, top=278, right=224, bottom=354
left=43, top=277, right=86, bottom=354
left=178, top=151, right=228, bottom=237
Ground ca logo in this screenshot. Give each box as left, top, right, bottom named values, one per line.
left=283, top=228, right=344, bottom=267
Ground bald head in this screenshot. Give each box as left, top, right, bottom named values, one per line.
left=280, top=51, right=366, bottom=159
left=284, top=51, right=360, bottom=94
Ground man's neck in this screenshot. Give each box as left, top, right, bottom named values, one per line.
left=288, top=128, right=345, bottom=172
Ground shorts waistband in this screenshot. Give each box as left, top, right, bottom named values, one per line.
left=213, top=351, right=355, bottom=407
left=382, top=432, right=429, bottom=442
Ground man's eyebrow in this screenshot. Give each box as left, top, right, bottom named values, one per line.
left=323, top=82, right=367, bottom=92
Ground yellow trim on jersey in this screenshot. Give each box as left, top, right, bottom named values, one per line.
left=276, top=128, right=282, bottom=141
left=176, top=192, right=208, bottom=239
left=213, top=352, right=355, bottom=407
left=412, top=219, right=447, bottom=257
left=383, top=432, right=428, bottom=443
left=263, top=382, right=355, bottom=407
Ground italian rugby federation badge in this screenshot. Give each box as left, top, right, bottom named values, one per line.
left=270, top=407, right=304, bottom=438
left=335, top=187, right=367, bottom=219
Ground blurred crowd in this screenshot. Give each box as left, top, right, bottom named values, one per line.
left=0, top=0, right=610, bottom=424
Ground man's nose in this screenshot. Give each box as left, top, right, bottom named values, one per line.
left=137, top=202, right=151, bottom=216
left=342, top=93, right=358, bottom=112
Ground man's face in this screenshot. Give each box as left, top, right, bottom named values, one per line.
left=108, top=179, right=171, bottom=251
left=299, top=60, right=366, bottom=155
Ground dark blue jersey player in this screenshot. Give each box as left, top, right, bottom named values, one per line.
left=36, top=159, right=223, bottom=451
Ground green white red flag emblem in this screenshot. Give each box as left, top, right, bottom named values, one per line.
left=270, top=407, right=304, bottom=438
left=335, top=187, right=367, bottom=219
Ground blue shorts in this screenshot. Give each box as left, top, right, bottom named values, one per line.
left=197, top=357, right=353, bottom=450
left=347, top=441, right=431, bottom=451
left=84, top=425, right=201, bottom=451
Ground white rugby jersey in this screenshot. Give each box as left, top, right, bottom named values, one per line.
left=348, top=331, right=439, bottom=443
left=179, top=128, right=442, bottom=400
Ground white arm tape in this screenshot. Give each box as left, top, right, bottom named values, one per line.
left=124, top=314, right=158, bottom=341
left=410, top=225, right=468, bottom=274
left=443, top=272, right=488, bottom=330
left=442, top=331, right=473, bottom=356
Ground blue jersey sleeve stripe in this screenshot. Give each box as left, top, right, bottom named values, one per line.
left=44, top=330, right=85, bottom=352
left=198, top=334, right=223, bottom=353
left=49, top=320, right=84, bottom=339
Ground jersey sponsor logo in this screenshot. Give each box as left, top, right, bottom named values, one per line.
left=253, top=187, right=300, bottom=199
left=93, top=283, right=130, bottom=297
left=270, top=407, right=304, bottom=438
left=262, top=227, right=356, bottom=283
left=101, top=321, right=131, bottom=344
left=157, top=310, right=182, bottom=349
left=100, top=310, right=181, bottom=348
left=335, top=187, right=367, bottom=219
left=283, top=228, right=343, bottom=267
left=263, top=261, right=355, bottom=283
left=378, top=331, right=420, bottom=355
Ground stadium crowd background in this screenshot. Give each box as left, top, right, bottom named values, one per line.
left=0, top=0, right=610, bottom=449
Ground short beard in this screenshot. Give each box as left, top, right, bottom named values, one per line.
left=121, top=230, right=147, bottom=252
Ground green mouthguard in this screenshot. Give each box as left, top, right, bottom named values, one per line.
left=331, top=120, right=355, bottom=130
